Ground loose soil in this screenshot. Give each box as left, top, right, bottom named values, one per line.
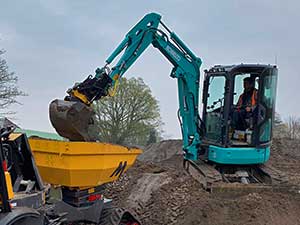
left=104, top=139, right=300, bottom=225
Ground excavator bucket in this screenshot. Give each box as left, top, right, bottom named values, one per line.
left=49, top=99, right=97, bottom=141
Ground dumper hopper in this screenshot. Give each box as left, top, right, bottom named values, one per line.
left=29, top=139, right=142, bottom=188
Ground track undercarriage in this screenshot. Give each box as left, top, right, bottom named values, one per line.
left=184, top=159, right=288, bottom=193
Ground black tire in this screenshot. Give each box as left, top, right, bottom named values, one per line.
left=1, top=208, right=44, bottom=225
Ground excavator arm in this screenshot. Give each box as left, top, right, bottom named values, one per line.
left=50, top=12, right=202, bottom=160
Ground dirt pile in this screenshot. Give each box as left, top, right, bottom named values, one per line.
left=138, top=139, right=182, bottom=162
left=104, top=139, right=300, bottom=225
left=269, top=138, right=300, bottom=186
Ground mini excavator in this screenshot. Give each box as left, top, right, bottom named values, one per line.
left=49, top=12, right=282, bottom=191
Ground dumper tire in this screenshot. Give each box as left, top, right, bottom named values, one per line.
left=0, top=207, right=44, bottom=225
left=99, top=206, right=140, bottom=225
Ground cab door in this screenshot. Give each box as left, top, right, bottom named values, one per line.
left=255, top=67, right=278, bottom=146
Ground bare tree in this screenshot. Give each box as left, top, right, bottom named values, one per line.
left=0, top=50, right=26, bottom=114
left=273, top=113, right=289, bottom=138
left=287, top=115, right=300, bottom=139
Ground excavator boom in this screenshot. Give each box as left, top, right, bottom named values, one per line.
left=50, top=12, right=203, bottom=162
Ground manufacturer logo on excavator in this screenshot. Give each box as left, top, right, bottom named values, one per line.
left=165, top=46, right=181, bottom=62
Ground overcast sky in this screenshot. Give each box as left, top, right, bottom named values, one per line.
left=0, top=0, right=299, bottom=138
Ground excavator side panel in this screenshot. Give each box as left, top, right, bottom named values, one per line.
left=208, top=145, right=270, bottom=164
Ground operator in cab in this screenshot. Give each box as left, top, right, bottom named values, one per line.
left=232, top=77, right=258, bottom=131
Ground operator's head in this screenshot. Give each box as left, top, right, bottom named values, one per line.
left=243, top=77, right=255, bottom=92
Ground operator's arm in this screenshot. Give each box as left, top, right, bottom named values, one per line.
left=237, top=94, right=243, bottom=109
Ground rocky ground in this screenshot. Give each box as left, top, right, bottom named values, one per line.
left=104, top=139, right=300, bottom=225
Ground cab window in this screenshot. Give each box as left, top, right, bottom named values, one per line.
left=205, top=76, right=226, bottom=142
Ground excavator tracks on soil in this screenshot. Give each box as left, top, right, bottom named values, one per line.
left=184, top=159, right=290, bottom=194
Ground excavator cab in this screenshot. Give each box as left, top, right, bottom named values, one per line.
left=201, top=64, right=278, bottom=164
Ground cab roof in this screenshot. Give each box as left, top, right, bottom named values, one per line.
left=205, top=64, right=277, bottom=75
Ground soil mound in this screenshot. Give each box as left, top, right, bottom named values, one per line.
left=138, top=139, right=182, bottom=162
left=104, top=139, right=300, bottom=225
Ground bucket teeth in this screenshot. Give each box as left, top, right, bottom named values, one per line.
left=49, top=99, right=98, bottom=141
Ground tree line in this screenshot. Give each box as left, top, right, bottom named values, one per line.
left=274, top=113, right=300, bottom=139
left=0, top=50, right=25, bottom=115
